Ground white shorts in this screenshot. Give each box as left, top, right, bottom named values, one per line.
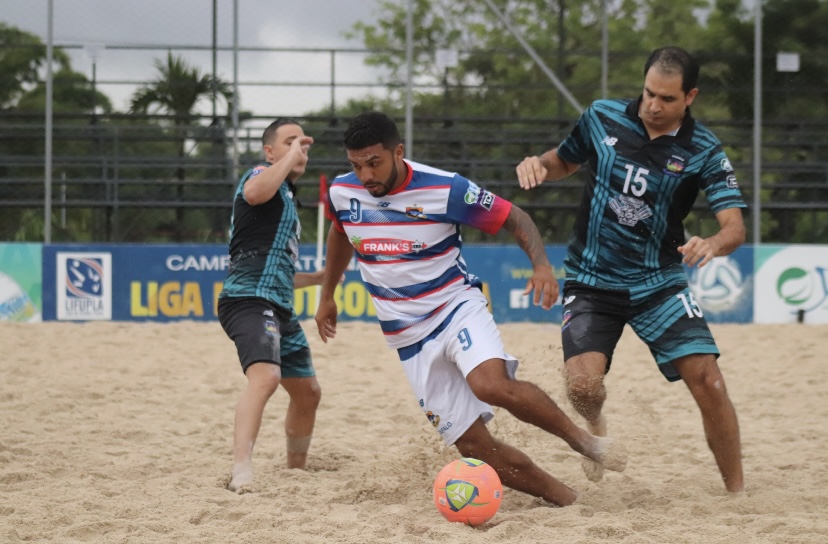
left=397, top=299, right=519, bottom=446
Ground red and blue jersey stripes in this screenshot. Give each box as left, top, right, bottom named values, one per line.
left=328, top=160, right=511, bottom=349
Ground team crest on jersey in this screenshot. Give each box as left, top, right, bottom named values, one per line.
left=425, top=411, right=440, bottom=427
left=609, top=195, right=653, bottom=227
left=350, top=236, right=428, bottom=255
left=405, top=206, right=428, bottom=219
left=664, top=155, right=686, bottom=176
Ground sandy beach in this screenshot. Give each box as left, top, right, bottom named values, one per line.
left=1, top=320, right=826, bottom=543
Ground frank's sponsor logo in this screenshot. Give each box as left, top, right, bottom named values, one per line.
left=351, top=237, right=427, bottom=255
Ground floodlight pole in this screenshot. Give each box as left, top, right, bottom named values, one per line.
left=404, top=0, right=414, bottom=157
left=752, top=0, right=762, bottom=246
left=601, top=0, right=608, bottom=99
left=212, top=0, right=218, bottom=121
left=44, top=0, right=54, bottom=243
left=232, top=0, right=239, bottom=182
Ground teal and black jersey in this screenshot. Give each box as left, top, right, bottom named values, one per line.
left=219, top=164, right=300, bottom=312
left=557, top=98, right=746, bottom=294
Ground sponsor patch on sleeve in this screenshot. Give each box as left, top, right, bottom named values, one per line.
left=480, top=191, right=495, bottom=210
left=720, top=158, right=733, bottom=172
left=464, top=181, right=481, bottom=204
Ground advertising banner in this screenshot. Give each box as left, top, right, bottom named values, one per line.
left=40, top=243, right=756, bottom=325
left=0, top=243, right=42, bottom=322
left=41, top=243, right=569, bottom=323
left=686, top=246, right=754, bottom=323
left=460, top=245, right=566, bottom=324
left=754, top=245, right=828, bottom=324
left=43, top=245, right=227, bottom=322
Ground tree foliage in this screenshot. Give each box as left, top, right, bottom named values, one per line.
left=704, top=0, right=828, bottom=120
left=0, top=23, right=70, bottom=109
left=338, top=0, right=828, bottom=244
left=0, top=24, right=113, bottom=241
left=129, top=52, right=233, bottom=123
left=347, top=0, right=715, bottom=119
left=3, top=1, right=828, bottom=244
left=128, top=53, right=234, bottom=241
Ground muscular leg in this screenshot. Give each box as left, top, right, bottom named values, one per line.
left=565, top=352, right=610, bottom=481
left=280, top=376, right=322, bottom=469
left=454, top=418, right=578, bottom=506
left=674, top=354, right=744, bottom=493
left=228, top=362, right=281, bottom=491
left=466, top=359, right=626, bottom=473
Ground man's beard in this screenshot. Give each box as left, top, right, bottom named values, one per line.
left=371, top=161, right=398, bottom=197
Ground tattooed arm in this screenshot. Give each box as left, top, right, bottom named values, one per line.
left=501, top=204, right=558, bottom=310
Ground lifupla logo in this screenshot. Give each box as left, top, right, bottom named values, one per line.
left=56, top=252, right=113, bottom=320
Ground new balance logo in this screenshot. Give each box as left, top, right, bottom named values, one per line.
left=601, top=136, right=618, bottom=146
left=377, top=201, right=391, bottom=208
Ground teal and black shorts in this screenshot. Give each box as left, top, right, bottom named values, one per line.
left=217, top=296, right=315, bottom=378
left=560, top=281, right=719, bottom=382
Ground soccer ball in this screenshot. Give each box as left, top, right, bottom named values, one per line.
left=433, top=458, right=502, bottom=527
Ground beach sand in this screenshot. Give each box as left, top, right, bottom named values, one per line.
left=1, top=320, right=826, bottom=543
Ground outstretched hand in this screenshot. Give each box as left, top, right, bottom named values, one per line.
left=678, top=236, right=717, bottom=268
left=315, top=297, right=338, bottom=343
left=290, top=135, right=314, bottom=167
left=516, top=156, right=549, bottom=190
left=522, top=265, right=559, bottom=310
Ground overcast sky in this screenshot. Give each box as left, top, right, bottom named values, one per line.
left=0, top=0, right=385, bottom=118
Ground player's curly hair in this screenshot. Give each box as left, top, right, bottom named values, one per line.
left=343, top=111, right=401, bottom=151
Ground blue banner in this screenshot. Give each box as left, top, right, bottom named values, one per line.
left=41, top=243, right=754, bottom=324
left=461, top=245, right=566, bottom=324
left=43, top=244, right=228, bottom=322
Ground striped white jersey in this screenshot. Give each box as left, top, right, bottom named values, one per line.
left=327, top=160, right=512, bottom=349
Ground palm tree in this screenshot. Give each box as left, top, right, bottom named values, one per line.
left=129, top=52, right=233, bottom=241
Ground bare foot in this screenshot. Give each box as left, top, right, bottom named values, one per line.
left=286, top=451, right=308, bottom=470
left=592, top=436, right=627, bottom=473
left=227, top=461, right=254, bottom=492
left=581, top=416, right=609, bottom=482
left=581, top=457, right=604, bottom=482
